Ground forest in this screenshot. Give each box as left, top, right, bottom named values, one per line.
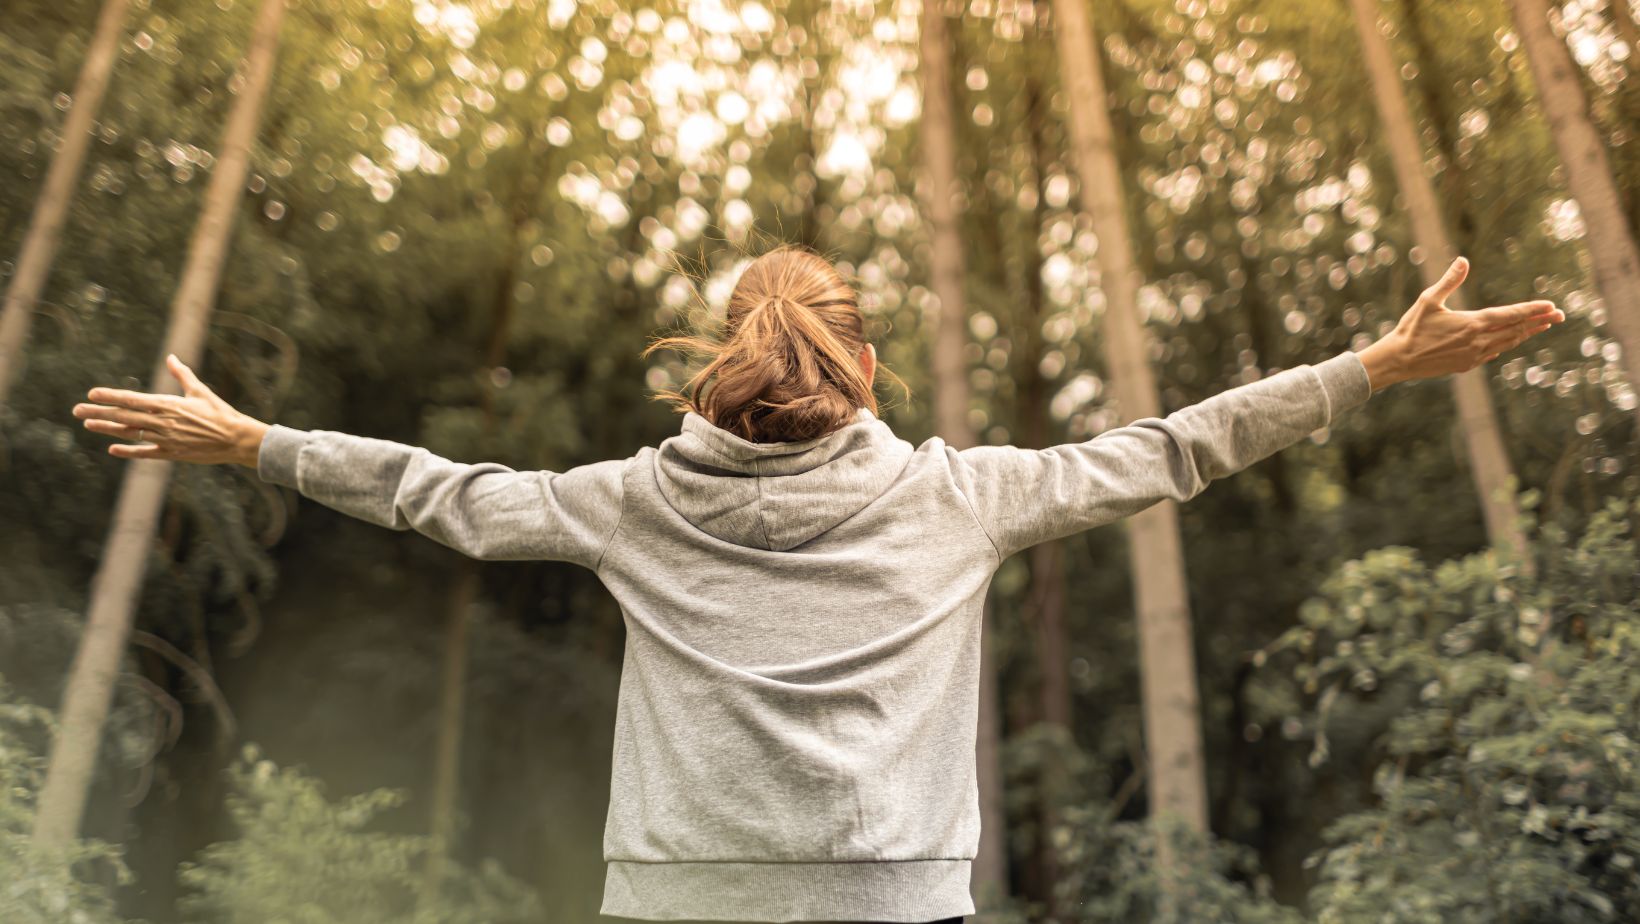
left=2, top=0, right=1639, bottom=920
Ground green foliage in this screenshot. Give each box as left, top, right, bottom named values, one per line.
left=177, top=746, right=543, bottom=924
left=1267, top=498, right=1640, bottom=922
left=1054, top=813, right=1302, bottom=924
left=0, top=682, right=130, bottom=924
left=1003, top=724, right=1296, bottom=923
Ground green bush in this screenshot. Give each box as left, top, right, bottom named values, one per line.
left=1003, top=723, right=1297, bottom=923
left=1052, top=810, right=1302, bottom=924
left=178, top=746, right=543, bottom=924
left=1268, top=497, right=1640, bottom=923
left=0, top=683, right=131, bottom=924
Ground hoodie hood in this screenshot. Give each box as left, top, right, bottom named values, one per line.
left=652, top=406, right=916, bottom=552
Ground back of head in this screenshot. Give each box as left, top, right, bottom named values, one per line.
left=646, top=245, right=904, bottom=443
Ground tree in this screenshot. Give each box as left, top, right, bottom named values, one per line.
left=1510, top=0, right=1640, bottom=431
left=1017, top=13, right=1075, bottom=908
left=30, top=0, right=289, bottom=853
left=1346, top=0, right=1532, bottom=566
left=1049, top=0, right=1210, bottom=849
left=1266, top=498, right=1640, bottom=921
left=425, top=568, right=477, bottom=896
left=426, top=125, right=554, bottom=895
left=1616, top=0, right=1640, bottom=67
left=0, top=0, right=131, bottom=407
left=916, top=0, right=1009, bottom=901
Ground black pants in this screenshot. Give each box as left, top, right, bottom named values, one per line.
left=812, top=919, right=962, bottom=924
left=611, top=919, right=964, bottom=923
left=607, top=918, right=961, bottom=923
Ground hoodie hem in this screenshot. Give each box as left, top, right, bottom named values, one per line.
left=599, top=858, right=975, bottom=922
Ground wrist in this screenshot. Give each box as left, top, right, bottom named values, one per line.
left=1357, top=335, right=1409, bottom=394
left=234, top=417, right=270, bottom=468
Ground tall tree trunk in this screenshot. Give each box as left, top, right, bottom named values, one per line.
left=1049, top=0, right=1210, bottom=855
left=1348, top=0, right=1533, bottom=567
left=1023, top=13, right=1074, bottom=740
left=920, top=6, right=972, bottom=448
left=30, top=0, right=288, bottom=853
left=1510, top=0, right=1640, bottom=430
left=1616, top=0, right=1640, bottom=55
left=798, top=0, right=827, bottom=252
left=917, top=0, right=1009, bottom=904
left=1395, top=0, right=1478, bottom=244
left=1610, top=0, right=1640, bottom=232
left=424, top=565, right=478, bottom=895
left=423, top=151, right=542, bottom=895
left=0, top=0, right=132, bottom=408
left=1238, top=248, right=1297, bottom=514
left=1020, top=45, right=1072, bottom=915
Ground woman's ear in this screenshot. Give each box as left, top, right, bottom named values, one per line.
left=859, top=342, right=877, bottom=388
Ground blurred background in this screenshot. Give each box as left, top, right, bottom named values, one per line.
left=3, top=0, right=1639, bottom=921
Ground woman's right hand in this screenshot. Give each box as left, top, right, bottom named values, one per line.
left=1357, top=256, right=1564, bottom=393
left=73, top=354, right=269, bottom=468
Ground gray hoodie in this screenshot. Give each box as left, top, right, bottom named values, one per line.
left=256, top=348, right=1373, bottom=922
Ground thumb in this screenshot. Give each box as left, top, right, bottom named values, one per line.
left=168, top=354, right=211, bottom=398
left=1421, top=256, right=1469, bottom=306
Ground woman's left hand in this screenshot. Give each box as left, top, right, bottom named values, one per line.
left=1356, top=256, right=1564, bottom=392
left=73, top=354, right=269, bottom=468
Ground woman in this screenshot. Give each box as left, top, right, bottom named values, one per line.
left=74, top=246, right=1561, bottom=923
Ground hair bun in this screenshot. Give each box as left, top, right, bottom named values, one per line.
left=643, top=245, right=907, bottom=442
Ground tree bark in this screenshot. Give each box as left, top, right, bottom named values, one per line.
left=1348, top=0, right=1533, bottom=567
left=1022, top=23, right=1074, bottom=740
left=1238, top=248, right=1297, bottom=514
left=31, top=0, right=288, bottom=853
left=1510, top=0, right=1640, bottom=431
left=1049, top=0, right=1210, bottom=851
left=424, top=141, right=543, bottom=894
left=1396, top=0, right=1477, bottom=244
left=1613, top=0, right=1640, bottom=72
left=1020, top=47, right=1072, bottom=915
left=0, top=0, right=132, bottom=408
left=798, top=0, right=827, bottom=252
left=1610, top=1, right=1640, bottom=233
left=919, top=2, right=973, bottom=447
left=423, top=566, right=478, bottom=894
left=917, top=0, right=1009, bottom=904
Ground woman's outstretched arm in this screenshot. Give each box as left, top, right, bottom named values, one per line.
left=74, top=356, right=627, bottom=569
left=948, top=257, right=1564, bottom=561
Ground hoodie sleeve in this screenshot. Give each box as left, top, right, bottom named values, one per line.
left=256, top=427, right=627, bottom=570
left=949, top=349, right=1374, bottom=561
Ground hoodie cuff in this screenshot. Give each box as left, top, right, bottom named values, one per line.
left=1312, top=350, right=1373, bottom=424
left=257, top=424, right=310, bottom=489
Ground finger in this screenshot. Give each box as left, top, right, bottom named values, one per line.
left=108, top=442, right=168, bottom=460
left=1423, top=256, right=1470, bottom=304
left=82, top=418, right=149, bottom=441
left=168, top=354, right=212, bottom=398
left=1472, top=301, right=1562, bottom=330
left=84, top=387, right=174, bottom=413
left=73, top=403, right=168, bottom=430
left=1481, top=323, right=1550, bottom=358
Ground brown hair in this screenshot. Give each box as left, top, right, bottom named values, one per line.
left=643, top=245, right=908, bottom=443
